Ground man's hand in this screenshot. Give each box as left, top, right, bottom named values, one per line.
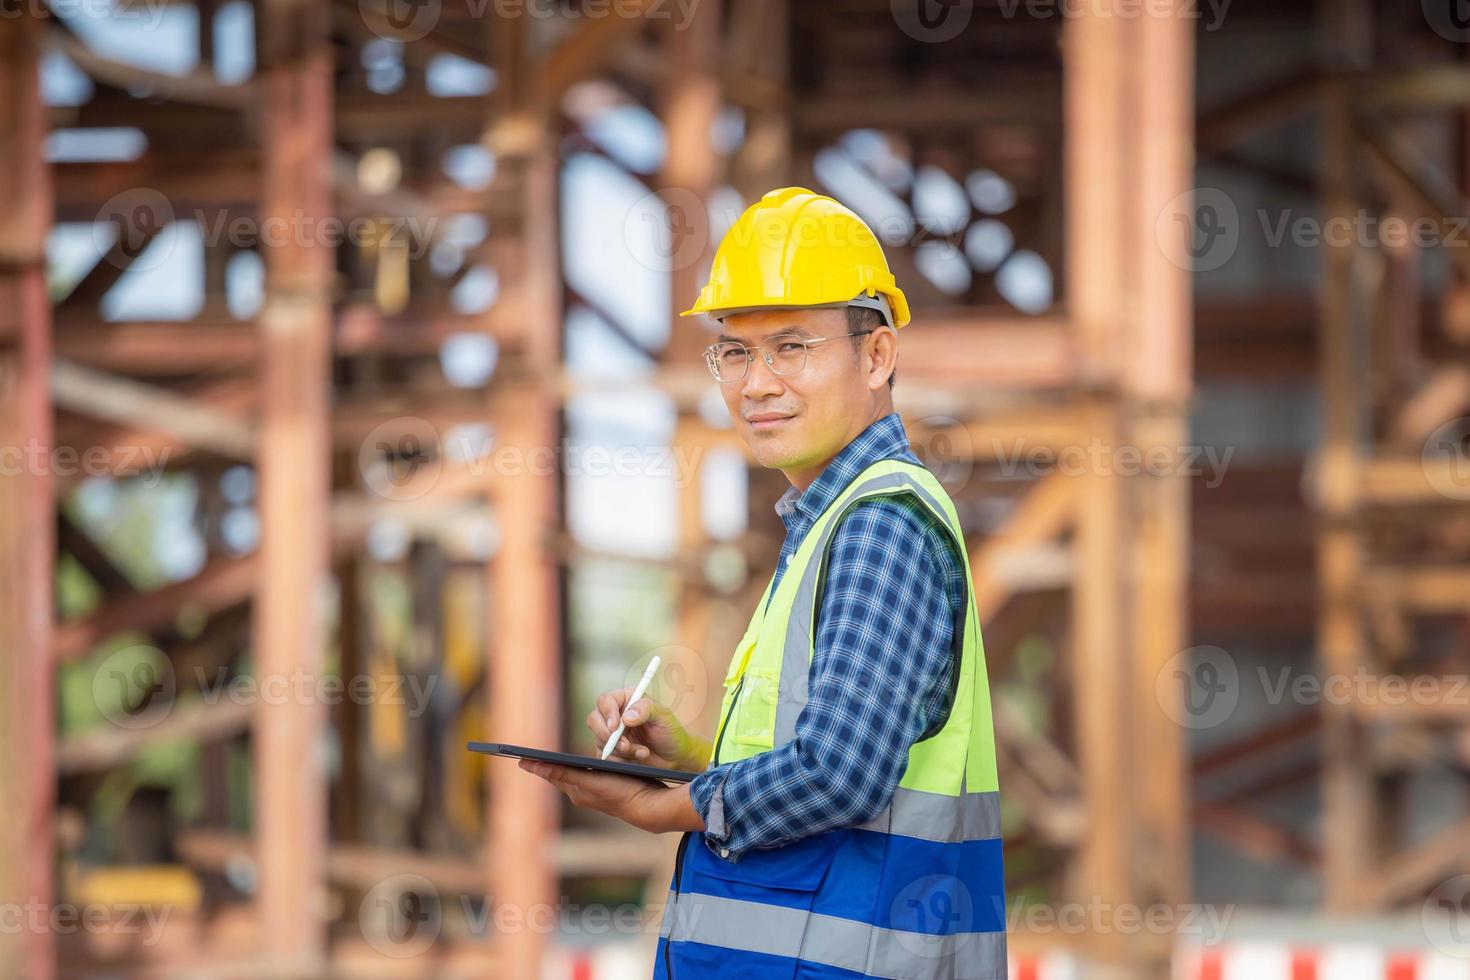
left=587, top=687, right=710, bottom=772
left=517, top=759, right=704, bottom=834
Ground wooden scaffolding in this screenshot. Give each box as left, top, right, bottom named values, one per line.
left=2, top=1, right=1466, bottom=978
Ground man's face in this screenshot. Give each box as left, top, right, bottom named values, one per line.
left=714, top=309, right=876, bottom=475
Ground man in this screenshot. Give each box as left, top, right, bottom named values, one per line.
left=518, top=187, right=1006, bottom=978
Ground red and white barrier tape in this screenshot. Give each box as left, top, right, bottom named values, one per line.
left=1177, top=943, right=1470, bottom=980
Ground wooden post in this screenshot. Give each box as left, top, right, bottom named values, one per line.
left=1062, top=5, right=1133, bottom=969
left=1064, top=0, right=1126, bottom=388
left=253, top=0, right=333, bottom=970
left=1317, top=4, right=1373, bottom=912
left=660, top=0, right=723, bottom=367
left=1064, top=3, right=1194, bottom=972
left=0, top=11, right=55, bottom=980
left=1122, top=0, right=1194, bottom=959
left=486, top=16, right=563, bottom=977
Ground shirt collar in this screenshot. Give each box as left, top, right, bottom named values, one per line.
left=774, top=413, right=911, bottom=527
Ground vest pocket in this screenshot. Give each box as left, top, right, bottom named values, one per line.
left=730, top=667, right=780, bottom=750
left=673, top=833, right=841, bottom=980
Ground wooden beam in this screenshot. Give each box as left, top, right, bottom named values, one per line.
left=1390, top=365, right=1470, bottom=446
left=1194, top=803, right=1320, bottom=867
left=54, top=376, right=256, bottom=491
left=57, top=699, right=253, bottom=775
left=53, top=556, right=258, bottom=663
left=1362, top=566, right=1470, bottom=613
left=540, top=0, right=664, bottom=107
left=52, top=318, right=261, bottom=374
left=50, top=360, right=256, bottom=458
left=176, top=827, right=669, bottom=893
left=969, top=472, right=1077, bottom=622
left=1196, top=67, right=1323, bottom=156
left=45, top=27, right=255, bottom=111
left=1356, top=112, right=1470, bottom=283
left=1361, top=455, right=1470, bottom=504
left=1358, top=65, right=1470, bottom=109
left=57, top=226, right=162, bottom=313
left=52, top=150, right=260, bottom=221
left=899, top=313, right=1078, bottom=389
left=792, top=89, right=1059, bottom=134
left=0, top=10, right=55, bottom=978
left=57, top=511, right=135, bottom=596
left=1363, top=814, right=1470, bottom=908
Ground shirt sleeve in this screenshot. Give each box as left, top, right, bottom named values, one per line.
left=687, top=495, right=961, bottom=862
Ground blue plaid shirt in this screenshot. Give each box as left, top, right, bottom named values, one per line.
left=688, top=412, right=966, bottom=862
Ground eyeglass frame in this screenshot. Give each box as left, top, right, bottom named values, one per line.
left=703, top=329, right=877, bottom=383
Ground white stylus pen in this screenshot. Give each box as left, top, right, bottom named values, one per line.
left=601, top=655, right=662, bottom=761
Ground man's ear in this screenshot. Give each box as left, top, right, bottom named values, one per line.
left=867, top=325, right=899, bottom=390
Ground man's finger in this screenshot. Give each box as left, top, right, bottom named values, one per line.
left=623, top=697, right=656, bottom=726
left=595, top=692, right=623, bottom=731
left=586, top=708, right=607, bottom=740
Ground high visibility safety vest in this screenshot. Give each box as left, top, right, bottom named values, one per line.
left=654, top=459, right=1006, bottom=980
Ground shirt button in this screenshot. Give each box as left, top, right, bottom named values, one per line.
left=783, top=554, right=792, bottom=565
left=719, top=847, right=730, bottom=858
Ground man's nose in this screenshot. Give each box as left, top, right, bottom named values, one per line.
left=741, top=349, right=783, bottom=397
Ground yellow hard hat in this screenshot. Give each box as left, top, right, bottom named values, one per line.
left=679, top=186, right=912, bottom=329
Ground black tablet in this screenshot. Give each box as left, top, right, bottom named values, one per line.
left=467, top=741, right=701, bottom=784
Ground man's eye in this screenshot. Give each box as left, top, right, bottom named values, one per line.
left=776, top=342, right=804, bottom=354
left=719, top=348, right=746, bottom=362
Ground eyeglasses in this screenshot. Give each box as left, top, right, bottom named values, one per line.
left=703, top=330, right=876, bottom=383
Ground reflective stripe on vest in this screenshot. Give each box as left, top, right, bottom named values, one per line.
left=662, top=458, right=1005, bottom=979
left=657, top=891, right=1008, bottom=980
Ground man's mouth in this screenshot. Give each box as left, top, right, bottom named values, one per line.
left=745, top=412, right=794, bottom=431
